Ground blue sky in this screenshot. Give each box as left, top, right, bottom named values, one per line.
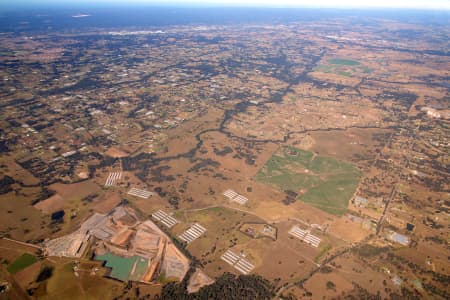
left=3, top=0, right=450, bottom=10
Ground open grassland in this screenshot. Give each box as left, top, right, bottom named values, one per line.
left=39, top=259, right=122, bottom=300
left=181, top=207, right=263, bottom=276
left=255, top=146, right=361, bottom=216
left=328, top=59, right=360, bottom=66
left=183, top=206, right=262, bottom=254
left=7, top=253, right=38, bottom=274
left=313, top=58, right=372, bottom=78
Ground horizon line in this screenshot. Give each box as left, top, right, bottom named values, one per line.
left=1, top=1, right=450, bottom=11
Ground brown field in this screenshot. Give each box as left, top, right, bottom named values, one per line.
left=0, top=270, right=30, bottom=300
left=178, top=206, right=342, bottom=284
left=284, top=250, right=403, bottom=299
left=328, top=217, right=370, bottom=242
left=329, top=253, right=400, bottom=295
left=105, top=146, right=130, bottom=158
left=153, top=107, right=224, bottom=159
left=93, top=191, right=121, bottom=213
left=0, top=239, right=40, bottom=262
left=293, top=128, right=392, bottom=167
left=302, top=270, right=354, bottom=299
left=226, top=83, right=386, bottom=142
left=13, top=261, right=42, bottom=289
left=49, top=180, right=100, bottom=201
left=252, top=195, right=335, bottom=224
left=1, top=160, right=40, bottom=185
left=196, top=130, right=279, bottom=178
left=0, top=189, right=49, bottom=241
left=127, top=193, right=171, bottom=217
left=180, top=207, right=261, bottom=277
left=34, top=194, right=65, bottom=214
left=246, top=221, right=320, bottom=283
left=39, top=259, right=123, bottom=300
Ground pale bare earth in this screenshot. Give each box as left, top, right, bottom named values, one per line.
left=187, top=268, right=215, bottom=294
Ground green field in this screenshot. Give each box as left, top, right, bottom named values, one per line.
left=338, top=71, right=352, bottom=77
left=7, top=253, right=38, bottom=274
left=314, top=58, right=373, bottom=77
left=328, top=59, right=360, bottom=66
left=314, top=65, right=333, bottom=73
left=255, top=146, right=361, bottom=216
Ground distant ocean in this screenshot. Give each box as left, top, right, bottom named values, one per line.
left=0, top=6, right=448, bottom=33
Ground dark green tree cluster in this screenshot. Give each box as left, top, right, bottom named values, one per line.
left=160, top=272, right=275, bottom=300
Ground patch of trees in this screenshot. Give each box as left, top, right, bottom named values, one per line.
left=282, top=190, right=297, bottom=205
left=31, top=188, right=55, bottom=205
left=36, top=266, right=54, bottom=282
left=40, top=77, right=100, bottom=96
left=82, top=193, right=98, bottom=203
left=386, top=252, right=450, bottom=285
left=422, top=177, right=446, bottom=192
left=334, top=283, right=381, bottom=300
left=51, top=210, right=65, bottom=224
left=423, top=282, right=450, bottom=299
left=213, top=173, right=228, bottom=180
left=354, top=244, right=389, bottom=257
left=374, top=159, right=390, bottom=170
left=16, top=151, right=100, bottom=186
left=397, top=287, right=421, bottom=300
left=122, top=152, right=156, bottom=172
left=169, top=196, right=179, bottom=209
left=154, top=187, right=166, bottom=197
left=213, top=146, right=233, bottom=156
left=319, top=265, right=333, bottom=273
left=195, top=64, right=219, bottom=77
left=188, top=159, right=220, bottom=173
left=326, top=280, right=336, bottom=291
left=0, top=140, right=9, bottom=153
left=150, top=166, right=175, bottom=183
left=423, top=216, right=444, bottom=229
left=0, top=175, right=15, bottom=194
left=160, top=272, right=275, bottom=300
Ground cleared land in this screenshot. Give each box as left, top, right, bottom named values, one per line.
left=313, top=58, right=371, bottom=78
left=328, top=59, right=361, bottom=66
left=7, top=253, right=38, bottom=274
left=255, top=146, right=361, bottom=216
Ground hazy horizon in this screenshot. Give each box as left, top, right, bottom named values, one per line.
left=1, top=0, right=450, bottom=10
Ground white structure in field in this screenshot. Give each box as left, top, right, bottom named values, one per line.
left=223, top=189, right=249, bottom=205
left=105, top=172, right=122, bottom=187
left=151, top=210, right=178, bottom=228
left=288, top=225, right=321, bottom=248
left=220, top=249, right=255, bottom=275
left=178, top=223, right=206, bottom=244
left=128, top=187, right=153, bottom=199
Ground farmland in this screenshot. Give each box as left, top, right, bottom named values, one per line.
left=7, top=253, right=38, bottom=274
left=256, top=146, right=361, bottom=215
left=313, top=58, right=372, bottom=78
left=0, top=6, right=448, bottom=299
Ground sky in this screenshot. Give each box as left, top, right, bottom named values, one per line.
left=2, top=0, right=450, bottom=10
